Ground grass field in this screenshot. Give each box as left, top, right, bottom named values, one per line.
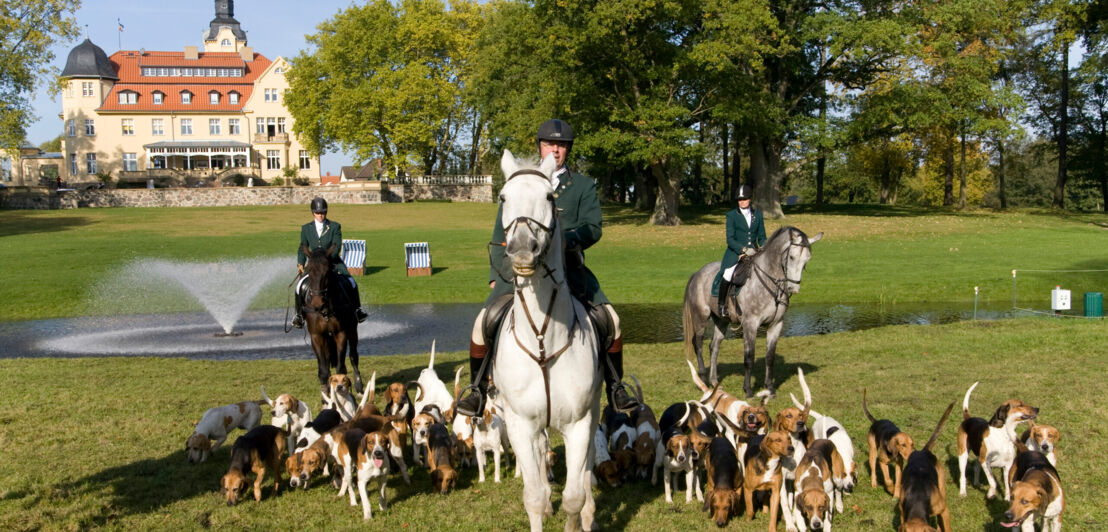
left=0, top=318, right=1104, bottom=531
left=1, top=203, right=1106, bottom=321
left=1, top=202, right=1106, bottom=530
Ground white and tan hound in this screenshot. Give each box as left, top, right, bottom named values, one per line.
left=187, top=399, right=265, bottom=463
left=1020, top=421, right=1060, bottom=467
left=956, top=381, right=1038, bottom=501
left=1002, top=447, right=1063, bottom=532
left=262, top=386, right=312, bottom=454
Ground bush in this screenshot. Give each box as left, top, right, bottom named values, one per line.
left=271, top=177, right=285, bottom=186
left=292, top=177, right=310, bottom=186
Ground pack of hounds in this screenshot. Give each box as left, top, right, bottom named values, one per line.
left=185, top=344, right=1064, bottom=530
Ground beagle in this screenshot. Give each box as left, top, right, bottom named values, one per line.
left=603, top=403, right=637, bottom=481
left=593, top=425, right=622, bottom=487
left=654, top=402, right=702, bottom=503
left=629, top=376, right=661, bottom=481
left=774, top=369, right=812, bottom=532
left=471, top=401, right=509, bottom=483
left=702, top=436, right=744, bottom=527
left=292, top=408, right=344, bottom=454
left=287, top=433, right=331, bottom=490
left=351, top=371, right=381, bottom=420
left=383, top=380, right=414, bottom=448
left=1019, top=421, right=1060, bottom=467
left=412, top=404, right=445, bottom=468
left=897, top=402, right=955, bottom=532
left=863, top=388, right=915, bottom=498
left=956, top=381, right=1038, bottom=501
left=687, top=360, right=770, bottom=450
left=427, top=422, right=459, bottom=494
left=187, top=399, right=265, bottom=463
left=742, top=430, right=794, bottom=532
left=410, top=340, right=455, bottom=416
left=450, top=368, right=477, bottom=468
left=335, top=428, right=369, bottom=504
left=792, top=391, right=858, bottom=508
left=262, top=386, right=312, bottom=454
left=323, top=373, right=358, bottom=421
left=1002, top=447, right=1063, bottom=532
left=352, top=427, right=404, bottom=519
left=793, top=439, right=846, bottom=531
left=220, top=424, right=288, bottom=505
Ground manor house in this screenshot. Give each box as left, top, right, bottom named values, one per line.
left=59, top=0, right=318, bottom=187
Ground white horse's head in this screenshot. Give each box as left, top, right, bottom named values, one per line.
left=499, top=150, right=560, bottom=278
left=780, top=228, right=822, bottom=294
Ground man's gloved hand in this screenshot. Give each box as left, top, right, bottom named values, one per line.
left=297, top=264, right=305, bottom=275
left=565, top=243, right=585, bottom=270
left=743, top=247, right=757, bottom=257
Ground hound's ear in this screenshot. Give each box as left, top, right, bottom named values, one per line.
left=989, top=404, right=1011, bottom=428
left=1051, top=428, right=1061, bottom=441
left=701, top=495, right=710, bottom=512
left=809, top=232, right=823, bottom=244
left=501, top=150, right=517, bottom=177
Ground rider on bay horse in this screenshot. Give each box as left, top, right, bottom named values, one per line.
left=455, top=119, right=639, bottom=417
left=292, top=196, right=368, bottom=329
left=714, top=184, right=767, bottom=318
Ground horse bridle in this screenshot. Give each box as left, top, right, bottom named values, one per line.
left=492, top=168, right=564, bottom=284
left=751, top=229, right=811, bottom=308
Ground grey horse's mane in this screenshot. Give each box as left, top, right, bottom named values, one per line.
left=764, top=226, right=807, bottom=252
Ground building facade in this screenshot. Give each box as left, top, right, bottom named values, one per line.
left=58, top=0, right=318, bottom=187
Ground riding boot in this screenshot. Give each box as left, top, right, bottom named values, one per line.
left=351, top=283, right=368, bottom=323
left=292, top=280, right=306, bottom=329
left=455, top=342, right=490, bottom=417
left=717, top=279, right=732, bottom=318
left=603, top=338, right=639, bottom=413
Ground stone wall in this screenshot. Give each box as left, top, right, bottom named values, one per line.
left=0, top=182, right=493, bottom=209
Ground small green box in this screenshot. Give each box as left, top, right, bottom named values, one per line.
left=1085, top=292, right=1103, bottom=317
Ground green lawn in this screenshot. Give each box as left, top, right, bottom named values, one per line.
left=0, top=318, right=1103, bottom=531
left=1, top=203, right=1106, bottom=321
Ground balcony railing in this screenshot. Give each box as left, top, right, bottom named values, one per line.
left=395, top=174, right=492, bottom=185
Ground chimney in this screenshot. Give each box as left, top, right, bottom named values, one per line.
left=184, top=46, right=198, bottom=60
left=239, top=45, right=253, bottom=62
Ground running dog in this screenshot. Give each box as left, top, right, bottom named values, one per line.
left=956, top=382, right=1038, bottom=501
left=1002, top=446, right=1063, bottom=532
left=187, top=399, right=266, bottom=463
left=898, top=402, right=955, bottom=532
left=791, top=391, right=857, bottom=511
left=863, top=388, right=915, bottom=498
left=262, top=386, right=312, bottom=454
left=220, top=424, right=288, bottom=505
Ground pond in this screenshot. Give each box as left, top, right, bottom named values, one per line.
left=0, top=301, right=1017, bottom=360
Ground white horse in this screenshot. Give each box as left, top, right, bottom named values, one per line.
left=493, top=150, right=601, bottom=532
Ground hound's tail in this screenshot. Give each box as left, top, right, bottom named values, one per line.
left=261, top=386, right=274, bottom=407
left=358, top=371, right=377, bottom=410
left=923, top=402, right=956, bottom=452
left=629, top=374, right=645, bottom=407
left=686, top=359, right=712, bottom=394
left=428, top=339, right=437, bottom=369
left=862, top=388, right=876, bottom=424
left=797, top=368, right=812, bottom=419
left=962, top=381, right=979, bottom=420
left=790, top=393, right=824, bottom=420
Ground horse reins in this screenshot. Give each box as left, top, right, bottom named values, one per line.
left=751, top=229, right=811, bottom=309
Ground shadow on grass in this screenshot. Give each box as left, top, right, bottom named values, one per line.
left=0, top=211, right=92, bottom=237
left=710, top=355, right=820, bottom=395
left=431, top=267, right=448, bottom=275
left=362, top=265, right=388, bottom=276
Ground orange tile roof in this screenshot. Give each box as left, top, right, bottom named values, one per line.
left=97, top=50, right=273, bottom=113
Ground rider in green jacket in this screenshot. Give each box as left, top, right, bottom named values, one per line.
left=292, top=197, right=368, bottom=328
left=714, top=185, right=767, bottom=318
left=455, top=119, right=638, bottom=417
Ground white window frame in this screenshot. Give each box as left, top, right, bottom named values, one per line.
left=181, top=91, right=192, bottom=104
left=256, top=118, right=265, bottom=133
left=86, top=153, right=97, bottom=174
left=69, top=154, right=78, bottom=175
left=66, top=119, right=76, bottom=136
left=81, top=82, right=94, bottom=97
left=229, top=92, right=239, bottom=104
left=122, top=153, right=138, bottom=172
left=266, top=150, right=281, bottom=170
left=277, top=117, right=286, bottom=133
left=121, top=119, right=134, bottom=136
left=209, top=91, right=220, bottom=105
left=151, top=118, right=164, bottom=136
left=152, top=92, right=164, bottom=105
left=84, top=119, right=95, bottom=136
left=209, top=119, right=221, bottom=135
left=180, top=119, right=193, bottom=135
left=1, top=158, right=11, bottom=181
left=299, top=150, right=311, bottom=169
left=118, top=91, right=137, bottom=105
left=228, top=118, right=240, bottom=135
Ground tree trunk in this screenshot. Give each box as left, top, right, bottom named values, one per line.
left=959, top=126, right=967, bottom=209
left=943, top=135, right=955, bottom=206
left=693, top=123, right=704, bottom=204
left=1098, top=115, right=1106, bottom=211
left=731, top=125, right=742, bottom=197
left=649, top=159, right=681, bottom=225
left=1055, top=44, right=1069, bottom=209
left=721, top=124, right=729, bottom=202
left=749, top=136, right=784, bottom=218
left=467, top=112, right=483, bottom=176
left=997, top=138, right=1007, bottom=209
left=633, top=166, right=654, bottom=211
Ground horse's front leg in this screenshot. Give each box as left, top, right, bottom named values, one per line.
left=708, top=318, right=727, bottom=387
left=334, top=329, right=348, bottom=377
left=742, top=318, right=759, bottom=398
left=561, top=415, right=597, bottom=532
left=763, top=320, right=785, bottom=397
left=309, top=332, right=332, bottom=390
left=347, top=325, right=363, bottom=394
left=503, top=409, right=551, bottom=532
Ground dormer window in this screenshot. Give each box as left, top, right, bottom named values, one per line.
left=180, top=90, right=192, bottom=104
left=152, top=91, right=164, bottom=105
left=117, top=90, right=138, bottom=105
left=228, top=91, right=240, bottom=104
left=209, top=91, right=220, bottom=105
left=221, top=39, right=231, bottom=46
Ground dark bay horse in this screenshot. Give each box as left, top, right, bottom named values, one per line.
left=301, top=245, right=363, bottom=394
left=682, top=226, right=822, bottom=397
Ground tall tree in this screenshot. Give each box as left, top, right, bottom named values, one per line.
left=285, top=0, right=479, bottom=174
left=0, top=0, right=80, bottom=150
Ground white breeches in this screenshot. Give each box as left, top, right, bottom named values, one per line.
left=471, top=303, right=621, bottom=346
left=723, top=264, right=737, bottom=282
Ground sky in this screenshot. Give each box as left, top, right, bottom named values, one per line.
left=28, top=0, right=360, bottom=175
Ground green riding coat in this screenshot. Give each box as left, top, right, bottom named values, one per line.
left=488, top=169, right=608, bottom=306
left=711, top=207, right=767, bottom=297
left=297, top=220, right=351, bottom=277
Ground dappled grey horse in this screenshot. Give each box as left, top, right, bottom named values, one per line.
left=682, top=226, right=822, bottom=397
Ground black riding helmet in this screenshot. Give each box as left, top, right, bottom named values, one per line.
left=310, top=196, right=328, bottom=214
left=734, top=184, right=753, bottom=201
left=536, top=119, right=574, bottom=146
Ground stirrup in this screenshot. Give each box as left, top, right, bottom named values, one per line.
left=610, top=382, right=639, bottom=414
left=292, top=314, right=304, bottom=329
left=717, top=302, right=728, bottom=318
left=455, top=385, right=485, bottom=417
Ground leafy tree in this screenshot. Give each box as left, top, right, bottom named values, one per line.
left=285, top=0, right=479, bottom=175
left=0, top=0, right=80, bottom=150
left=39, top=134, right=62, bottom=152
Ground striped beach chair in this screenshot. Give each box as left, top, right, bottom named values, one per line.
left=341, top=239, right=367, bottom=275
left=404, top=242, right=432, bottom=277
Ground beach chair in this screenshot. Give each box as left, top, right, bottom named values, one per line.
left=342, top=239, right=366, bottom=275
left=405, top=242, right=432, bottom=277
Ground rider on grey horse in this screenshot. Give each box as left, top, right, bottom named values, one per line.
left=714, top=185, right=767, bottom=318
left=455, top=119, right=639, bottom=417
left=291, top=196, right=368, bottom=329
